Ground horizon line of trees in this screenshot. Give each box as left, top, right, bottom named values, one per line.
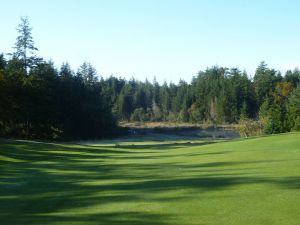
left=0, top=17, right=300, bottom=140
left=105, top=63, right=300, bottom=133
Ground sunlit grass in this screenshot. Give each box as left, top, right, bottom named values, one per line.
left=0, top=133, right=299, bottom=225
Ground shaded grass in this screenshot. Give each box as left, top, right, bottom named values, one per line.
left=0, top=133, right=300, bottom=225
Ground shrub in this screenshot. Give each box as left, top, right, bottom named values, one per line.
left=238, top=118, right=263, bottom=137
left=130, top=108, right=147, bottom=122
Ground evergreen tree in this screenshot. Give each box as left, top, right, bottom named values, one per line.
left=3, top=15, right=300, bottom=139
left=288, top=85, right=300, bottom=130
left=284, top=68, right=300, bottom=88
left=60, top=62, right=74, bottom=80
left=254, top=61, right=282, bottom=107
left=77, top=62, right=98, bottom=85
left=13, top=17, right=39, bottom=73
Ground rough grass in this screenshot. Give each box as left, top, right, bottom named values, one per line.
left=0, top=133, right=299, bottom=225
left=119, top=121, right=239, bottom=129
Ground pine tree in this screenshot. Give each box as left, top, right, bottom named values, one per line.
left=14, top=17, right=39, bottom=73
left=77, top=62, right=98, bottom=84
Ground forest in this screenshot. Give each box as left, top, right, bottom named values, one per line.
left=1, top=17, right=300, bottom=140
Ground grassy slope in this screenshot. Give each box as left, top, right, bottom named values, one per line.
left=0, top=133, right=299, bottom=225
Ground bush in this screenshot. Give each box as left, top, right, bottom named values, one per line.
left=288, top=85, right=300, bottom=131
left=238, top=118, right=263, bottom=137
left=130, top=108, right=147, bottom=122
left=188, top=103, right=203, bottom=123
left=151, top=103, right=163, bottom=121
left=166, top=112, right=178, bottom=122
left=178, top=109, right=189, bottom=122
left=291, top=116, right=300, bottom=131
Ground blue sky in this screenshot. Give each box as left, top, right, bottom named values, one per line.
left=1, top=0, right=300, bottom=83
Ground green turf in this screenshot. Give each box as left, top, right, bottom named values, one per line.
left=0, top=133, right=299, bottom=225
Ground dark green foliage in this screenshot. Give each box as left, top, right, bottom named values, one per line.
left=262, top=104, right=286, bottom=134
left=0, top=18, right=118, bottom=140
left=134, top=89, right=148, bottom=110
left=284, top=69, right=300, bottom=88
left=2, top=18, right=300, bottom=139
left=254, top=61, right=282, bottom=107
left=105, top=64, right=297, bottom=136
left=288, top=85, right=300, bottom=131
left=2, top=49, right=299, bottom=138
left=0, top=54, right=6, bottom=70
left=77, top=62, right=98, bottom=85
left=131, top=108, right=148, bottom=121
left=259, top=82, right=294, bottom=134
left=0, top=56, right=117, bottom=139
left=189, top=67, right=256, bottom=123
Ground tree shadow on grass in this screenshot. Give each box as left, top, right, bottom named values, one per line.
left=4, top=211, right=176, bottom=225
left=0, top=140, right=299, bottom=225
left=109, top=141, right=216, bottom=151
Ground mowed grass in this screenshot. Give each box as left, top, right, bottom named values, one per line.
left=0, top=133, right=300, bottom=225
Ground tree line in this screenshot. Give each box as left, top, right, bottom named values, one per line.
left=0, top=17, right=299, bottom=140
left=106, top=63, right=300, bottom=134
